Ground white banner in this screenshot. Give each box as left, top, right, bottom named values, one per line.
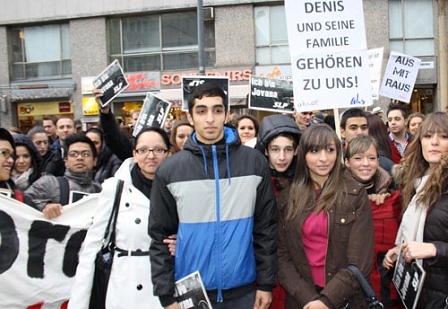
left=0, top=195, right=98, bottom=309
left=285, top=0, right=372, bottom=111
left=379, top=51, right=421, bottom=103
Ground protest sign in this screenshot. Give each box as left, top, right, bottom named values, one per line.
left=132, top=92, right=172, bottom=137
left=368, top=47, right=384, bottom=100
left=92, top=60, right=129, bottom=107
left=379, top=51, right=421, bottom=103
left=181, top=76, right=229, bottom=111
left=0, top=194, right=98, bottom=309
left=249, top=76, right=293, bottom=113
left=175, top=271, right=212, bottom=309
left=285, top=0, right=372, bottom=111
left=393, top=239, right=426, bottom=309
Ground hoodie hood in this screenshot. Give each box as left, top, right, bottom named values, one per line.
left=255, top=115, right=301, bottom=154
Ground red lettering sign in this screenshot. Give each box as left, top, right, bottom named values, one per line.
left=161, top=69, right=252, bottom=85
left=125, top=72, right=160, bottom=91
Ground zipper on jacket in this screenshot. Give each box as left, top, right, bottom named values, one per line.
left=324, top=210, right=330, bottom=286
left=212, top=145, right=224, bottom=302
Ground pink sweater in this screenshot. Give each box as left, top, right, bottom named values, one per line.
left=302, top=210, right=328, bottom=287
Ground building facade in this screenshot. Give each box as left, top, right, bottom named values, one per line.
left=0, top=0, right=446, bottom=131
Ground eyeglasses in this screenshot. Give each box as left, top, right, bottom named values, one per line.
left=0, top=149, right=14, bottom=160
left=68, top=150, right=92, bottom=158
left=34, top=140, right=49, bottom=146
left=135, top=148, right=168, bottom=156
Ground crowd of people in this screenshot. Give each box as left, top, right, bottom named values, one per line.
left=1, top=85, right=447, bottom=309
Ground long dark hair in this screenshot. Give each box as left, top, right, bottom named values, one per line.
left=366, top=114, right=391, bottom=159
left=287, top=124, right=345, bottom=220
left=400, top=112, right=448, bottom=210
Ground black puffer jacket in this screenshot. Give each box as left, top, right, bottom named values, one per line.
left=418, top=192, right=448, bottom=308
left=93, top=145, right=122, bottom=184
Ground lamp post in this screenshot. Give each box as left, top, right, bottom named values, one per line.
left=197, top=0, right=206, bottom=75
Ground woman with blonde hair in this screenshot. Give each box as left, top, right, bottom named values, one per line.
left=384, top=112, right=448, bottom=308
left=278, top=124, right=373, bottom=309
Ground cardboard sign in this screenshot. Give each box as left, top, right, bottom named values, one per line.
left=379, top=51, right=421, bottom=103
left=393, top=240, right=426, bottom=309
left=249, top=76, right=294, bottom=113
left=92, top=60, right=129, bottom=107
left=285, top=0, right=372, bottom=111
left=181, top=76, right=229, bottom=111
left=0, top=194, right=99, bottom=309
left=132, top=92, right=172, bottom=137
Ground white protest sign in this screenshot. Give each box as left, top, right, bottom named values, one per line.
left=379, top=51, right=421, bottom=103
left=285, top=0, right=372, bottom=111
left=286, top=0, right=367, bottom=53
left=368, top=47, right=384, bottom=101
left=290, top=50, right=372, bottom=110
left=0, top=194, right=99, bottom=309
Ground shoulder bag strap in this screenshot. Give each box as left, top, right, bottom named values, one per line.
left=101, top=179, right=124, bottom=249
left=57, top=176, right=70, bottom=206
left=346, top=264, right=384, bottom=309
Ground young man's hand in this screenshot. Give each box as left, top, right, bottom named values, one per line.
left=43, top=203, right=62, bottom=219
left=253, top=290, right=272, bottom=309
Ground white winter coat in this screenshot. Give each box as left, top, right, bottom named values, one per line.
left=68, top=158, right=161, bottom=309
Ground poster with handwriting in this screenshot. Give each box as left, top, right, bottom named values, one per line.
left=285, top=0, right=372, bottom=111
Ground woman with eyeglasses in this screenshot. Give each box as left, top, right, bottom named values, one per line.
left=0, top=128, right=24, bottom=201
left=69, top=127, right=171, bottom=309
left=11, top=134, right=43, bottom=191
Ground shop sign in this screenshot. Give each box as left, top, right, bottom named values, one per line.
left=82, top=97, right=99, bottom=116
left=161, top=69, right=252, bottom=86
left=59, top=102, right=71, bottom=113
left=17, top=102, right=72, bottom=116
left=255, top=65, right=293, bottom=81
left=82, top=71, right=160, bottom=94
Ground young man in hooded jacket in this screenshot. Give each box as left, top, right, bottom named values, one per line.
left=149, top=83, right=277, bottom=309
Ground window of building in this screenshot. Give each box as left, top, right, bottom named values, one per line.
left=255, top=6, right=290, bottom=65
left=109, top=11, right=216, bottom=72
left=389, top=0, right=434, bottom=56
left=11, top=24, right=71, bottom=80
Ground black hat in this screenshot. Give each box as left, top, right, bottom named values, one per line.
left=0, top=128, right=15, bottom=149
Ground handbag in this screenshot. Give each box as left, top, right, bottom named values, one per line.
left=89, top=179, right=124, bottom=309
left=339, top=264, right=384, bottom=309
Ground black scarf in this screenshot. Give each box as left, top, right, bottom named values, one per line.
left=131, top=164, right=153, bottom=200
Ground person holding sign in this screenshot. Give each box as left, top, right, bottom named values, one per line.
left=277, top=124, right=374, bottom=309
left=149, top=83, right=277, bottom=309
left=383, top=112, right=448, bottom=308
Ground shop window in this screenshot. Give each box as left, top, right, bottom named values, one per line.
left=108, top=11, right=216, bottom=71
left=254, top=6, right=290, bottom=65
left=10, top=24, right=71, bottom=80
left=389, top=0, right=434, bottom=56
